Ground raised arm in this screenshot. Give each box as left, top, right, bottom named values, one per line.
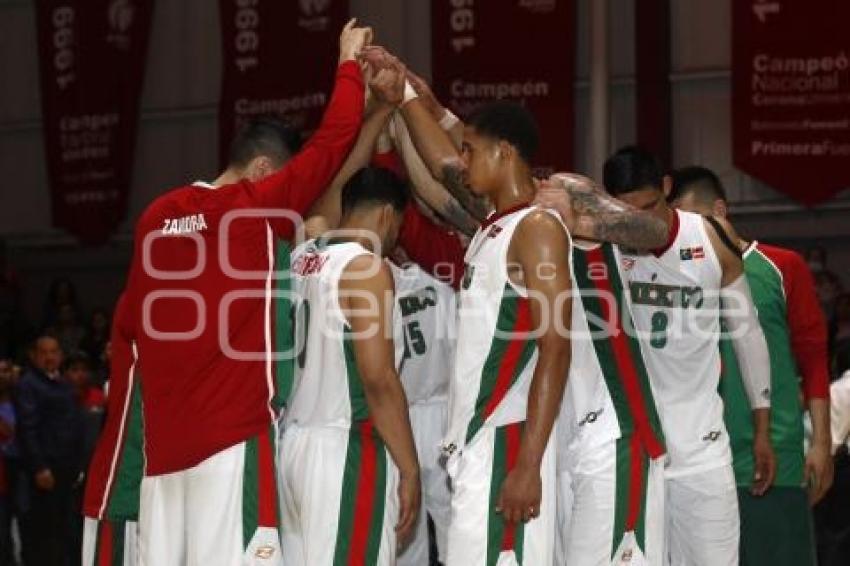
left=305, top=65, right=406, bottom=238
left=708, top=216, right=775, bottom=495
left=398, top=98, right=489, bottom=222
left=406, top=69, right=463, bottom=149
left=534, top=173, right=668, bottom=249
left=339, top=255, right=421, bottom=540
left=252, top=21, right=369, bottom=232
left=390, top=112, right=480, bottom=235
left=498, top=210, right=572, bottom=524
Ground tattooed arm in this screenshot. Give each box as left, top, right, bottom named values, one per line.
left=399, top=98, right=490, bottom=223
left=534, top=173, right=668, bottom=249
left=389, top=112, right=479, bottom=236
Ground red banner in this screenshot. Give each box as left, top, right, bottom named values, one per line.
left=35, top=0, right=154, bottom=245
left=635, top=0, right=671, bottom=167
left=431, top=0, right=575, bottom=175
left=219, top=0, right=348, bottom=166
left=733, top=0, right=850, bottom=206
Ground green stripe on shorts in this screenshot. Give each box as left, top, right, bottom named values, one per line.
left=242, top=435, right=259, bottom=550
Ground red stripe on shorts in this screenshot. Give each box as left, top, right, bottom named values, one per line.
left=626, top=434, right=645, bottom=531
left=98, top=520, right=113, bottom=566
left=348, top=421, right=378, bottom=563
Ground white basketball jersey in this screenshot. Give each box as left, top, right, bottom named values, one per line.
left=620, top=210, right=729, bottom=476
left=285, top=238, right=376, bottom=429
left=389, top=262, right=456, bottom=404
left=559, top=242, right=667, bottom=472
left=444, top=205, right=567, bottom=453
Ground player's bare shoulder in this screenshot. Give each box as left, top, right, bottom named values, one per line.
left=513, top=208, right=570, bottom=251
left=341, top=252, right=394, bottom=290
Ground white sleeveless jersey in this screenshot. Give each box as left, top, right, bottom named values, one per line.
left=389, top=262, right=456, bottom=404
left=284, top=238, right=376, bottom=429
left=619, top=210, right=729, bottom=476
left=559, top=242, right=666, bottom=471
left=444, top=205, right=567, bottom=452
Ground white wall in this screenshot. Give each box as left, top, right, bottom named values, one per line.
left=1, top=0, right=848, bottom=319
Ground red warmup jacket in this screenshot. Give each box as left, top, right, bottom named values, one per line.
left=107, top=61, right=364, bottom=477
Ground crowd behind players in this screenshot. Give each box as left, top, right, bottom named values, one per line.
left=0, top=275, right=111, bottom=565
left=0, top=213, right=848, bottom=563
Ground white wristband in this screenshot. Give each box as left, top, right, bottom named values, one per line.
left=402, top=81, right=419, bottom=106
left=439, top=109, right=460, bottom=131
left=376, top=130, right=393, bottom=154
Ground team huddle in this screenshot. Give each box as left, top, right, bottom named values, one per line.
left=79, top=21, right=833, bottom=566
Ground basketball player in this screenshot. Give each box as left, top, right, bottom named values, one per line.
left=113, top=20, right=370, bottom=565
left=280, top=167, right=420, bottom=565
left=535, top=174, right=668, bottom=566
left=390, top=251, right=456, bottom=566
left=671, top=166, right=832, bottom=566
left=405, top=100, right=574, bottom=565
left=288, top=57, right=452, bottom=565
left=603, top=147, right=775, bottom=565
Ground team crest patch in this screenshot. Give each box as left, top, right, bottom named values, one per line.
left=679, top=246, right=705, bottom=261
left=487, top=224, right=503, bottom=238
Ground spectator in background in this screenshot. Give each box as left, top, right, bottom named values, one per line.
left=64, top=352, right=105, bottom=467
left=64, top=352, right=104, bottom=566
left=80, top=308, right=110, bottom=376
left=831, top=294, right=850, bottom=365
left=816, top=271, right=843, bottom=323
left=41, top=278, right=78, bottom=331
left=45, top=304, right=86, bottom=360
left=0, top=359, right=15, bottom=566
left=806, top=245, right=828, bottom=274
left=16, top=336, right=82, bottom=566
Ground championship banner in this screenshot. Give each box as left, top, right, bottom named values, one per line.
left=733, top=0, right=850, bottom=206
left=35, top=0, right=154, bottom=245
left=431, top=0, right=575, bottom=175
left=219, top=0, right=348, bottom=166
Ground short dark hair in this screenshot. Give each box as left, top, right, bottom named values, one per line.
left=467, top=102, right=540, bottom=162
left=228, top=116, right=302, bottom=168
left=670, top=166, right=727, bottom=204
left=603, top=146, right=664, bottom=196
left=64, top=351, right=91, bottom=371
left=341, top=167, right=410, bottom=215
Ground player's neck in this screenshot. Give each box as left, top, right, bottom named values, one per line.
left=213, top=168, right=244, bottom=188
left=335, top=218, right=383, bottom=253
left=492, top=175, right=535, bottom=212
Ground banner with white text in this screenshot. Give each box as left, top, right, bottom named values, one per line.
left=219, top=0, right=348, bottom=166
left=35, top=0, right=154, bottom=244
left=431, top=0, right=575, bottom=175
left=733, top=0, right=850, bottom=205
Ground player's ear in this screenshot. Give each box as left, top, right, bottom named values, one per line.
left=661, top=175, right=673, bottom=198
left=246, top=155, right=272, bottom=182
left=497, top=140, right=514, bottom=163
left=713, top=199, right=728, bottom=218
